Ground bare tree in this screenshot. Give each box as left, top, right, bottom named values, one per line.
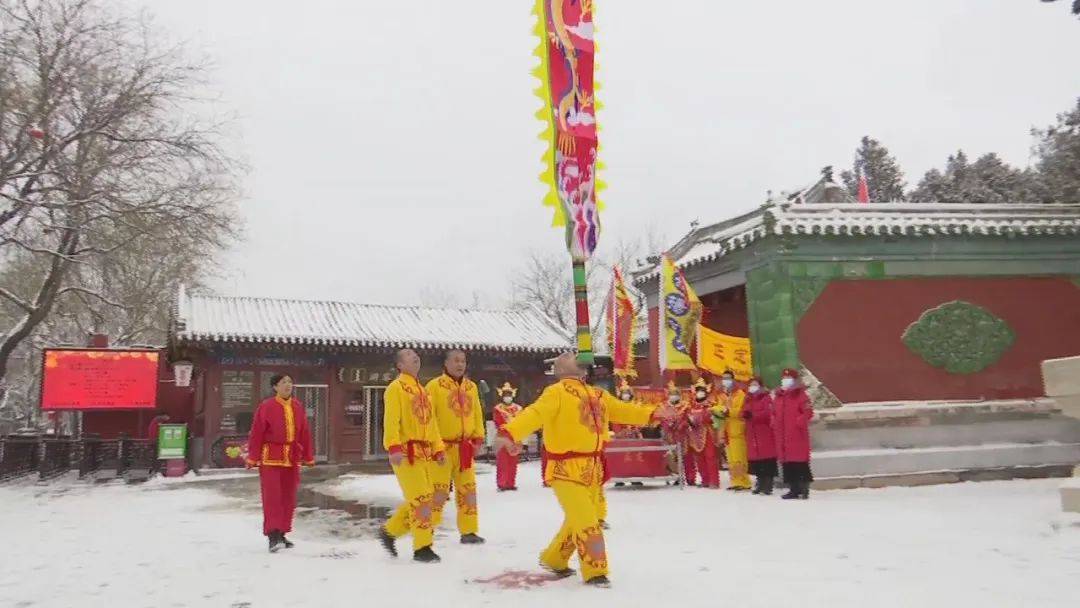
left=508, top=249, right=605, bottom=334
left=417, top=283, right=461, bottom=309
left=508, top=228, right=667, bottom=337
left=0, top=0, right=241, bottom=400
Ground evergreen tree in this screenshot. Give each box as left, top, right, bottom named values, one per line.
left=1033, top=98, right=1080, bottom=203
left=1037, top=0, right=1080, bottom=19
left=840, top=136, right=907, bottom=202
left=909, top=150, right=1044, bottom=204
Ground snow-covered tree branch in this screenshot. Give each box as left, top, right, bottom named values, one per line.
left=0, top=0, right=242, bottom=404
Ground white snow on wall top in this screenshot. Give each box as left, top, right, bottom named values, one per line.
left=634, top=201, right=1080, bottom=283
left=174, top=291, right=573, bottom=352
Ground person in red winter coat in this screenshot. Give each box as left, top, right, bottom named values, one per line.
left=741, top=376, right=778, bottom=495
left=772, top=368, right=813, bottom=500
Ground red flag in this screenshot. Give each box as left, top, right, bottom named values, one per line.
left=606, top=267, right=637, bottom=378
left=857, top=171, right=870, bottom=204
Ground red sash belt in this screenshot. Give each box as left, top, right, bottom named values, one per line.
left=444, top=438, right=475, bottom=472
left=405, top=440, right=431, bottom=466
left=543, top=450, right=611, bottom=484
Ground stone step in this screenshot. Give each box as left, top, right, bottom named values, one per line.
left=1061, top=478, right=1080, bottom=513
left=811, top=442, right=1080, bottom=478
left=812, top=465, right=1074, bottom=491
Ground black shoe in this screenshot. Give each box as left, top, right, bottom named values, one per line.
left=800, top=484, right=811, bottom=500
left=599, top=520, right=610, bottom=530
left=761, top=478, right=774, bottom=496
left=378, top=527, right=398, bottom=558
left=413, top=546, right=442, bottom=563
left=268, top=531, right=284, bottom=553
left=585, top=575, right=611, bottom=588
left=751, top=481, right=761, bottom=495
left=460, top=533, right=486, bottom=545
left=281, top=535, right=295, bottom=549
left=631, top=482, right=644, bottom=487
left=539, top=561, right=576, bottom=579
left=781, top=487, right=799, bottom=500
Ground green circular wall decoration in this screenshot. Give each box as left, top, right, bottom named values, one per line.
left=901, top=300, right=1015, bottom=374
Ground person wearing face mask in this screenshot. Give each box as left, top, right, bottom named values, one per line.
left=773, top=368, right=813, bottom=500
left=493, top=382, right=523, bottom=491
left=611, top=379, right=644, bottom=440
left=659, top=382, right=693, bottom=486
left=715, top=370, right=751, bottom=491
left=682, top=377, right=721, bottom=489
left=741, top=376, right=778, bottom=495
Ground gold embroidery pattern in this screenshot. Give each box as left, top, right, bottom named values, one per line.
left=403, top=382, right=433, bottom=425
left=563, top=381, right=603, bottom=433
left=577, top=525, right=608, bottom=569
left=457, top=481, right=478, bottom=514
left=432, top=483, right=450, bottom=510
left=277, top=396, right=296, bottom=444
left=559, top=535, right=576, bottom=560
left=411, top=493, right=434, bottom=529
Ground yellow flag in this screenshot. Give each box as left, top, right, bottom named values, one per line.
left=698, top=327, right=753, bottom=381
left=659, top=255, right=701, bottom=371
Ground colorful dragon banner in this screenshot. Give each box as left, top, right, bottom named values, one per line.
left=533, top=0, right=602, bottom=363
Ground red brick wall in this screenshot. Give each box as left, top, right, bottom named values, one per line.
left=798, top=277, right=1080, bottom=403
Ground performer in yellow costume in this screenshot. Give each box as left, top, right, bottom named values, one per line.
left=425, top=349, right=486, bottom=544
left=496, top=353, right=674, bottom=587
left=379, top=349, right=447, bottom=563
left=716, top=370, right=751, bottom=491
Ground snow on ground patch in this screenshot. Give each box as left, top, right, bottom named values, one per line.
left=1, top=463, right=1079, bottom=608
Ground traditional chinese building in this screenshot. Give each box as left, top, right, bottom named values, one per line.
left=168, top=287, right=571, bottom=467
left=632, top=173, right=1080, bottom=404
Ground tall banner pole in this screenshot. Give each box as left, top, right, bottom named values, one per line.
left=572, top=259, right=594, bottom=364
left=533, top=0, right=603, bottom=366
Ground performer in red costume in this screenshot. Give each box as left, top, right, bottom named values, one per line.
left=246, top=374, right=315, bottom=552
left=683, top=378, right=721, bottom=489
left=493, top=382, right=523, bottom=491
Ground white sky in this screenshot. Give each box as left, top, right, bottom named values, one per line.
left=128, top=0, right=1080, bottom=307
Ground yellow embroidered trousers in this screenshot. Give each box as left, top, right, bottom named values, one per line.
left=595, top=483, right=607, bottom=523
left=726, top=436, right=751, bottom=489
left=385, top=458, right=440, bottom=551
left=540, top=480, right=609, bottom=581
left=431, top=448, right=479, bottom=535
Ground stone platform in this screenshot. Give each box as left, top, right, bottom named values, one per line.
left=808, top=398, right=1080, bottom=489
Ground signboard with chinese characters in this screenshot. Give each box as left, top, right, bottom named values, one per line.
left=40, top=349, right=160, bottom=410
left=221, top=370, right=254, bottom=410
left=157, top=423, right=188, bottom=459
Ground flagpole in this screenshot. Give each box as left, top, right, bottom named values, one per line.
left=572, top=259, right=594, bottom=365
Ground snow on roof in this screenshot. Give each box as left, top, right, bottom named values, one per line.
left=173, top=288, right=573, bottom=353
left=634, top=200, right=1080, bottom=283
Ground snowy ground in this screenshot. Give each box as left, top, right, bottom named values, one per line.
left=2, top=462, right=1079, bottom=608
